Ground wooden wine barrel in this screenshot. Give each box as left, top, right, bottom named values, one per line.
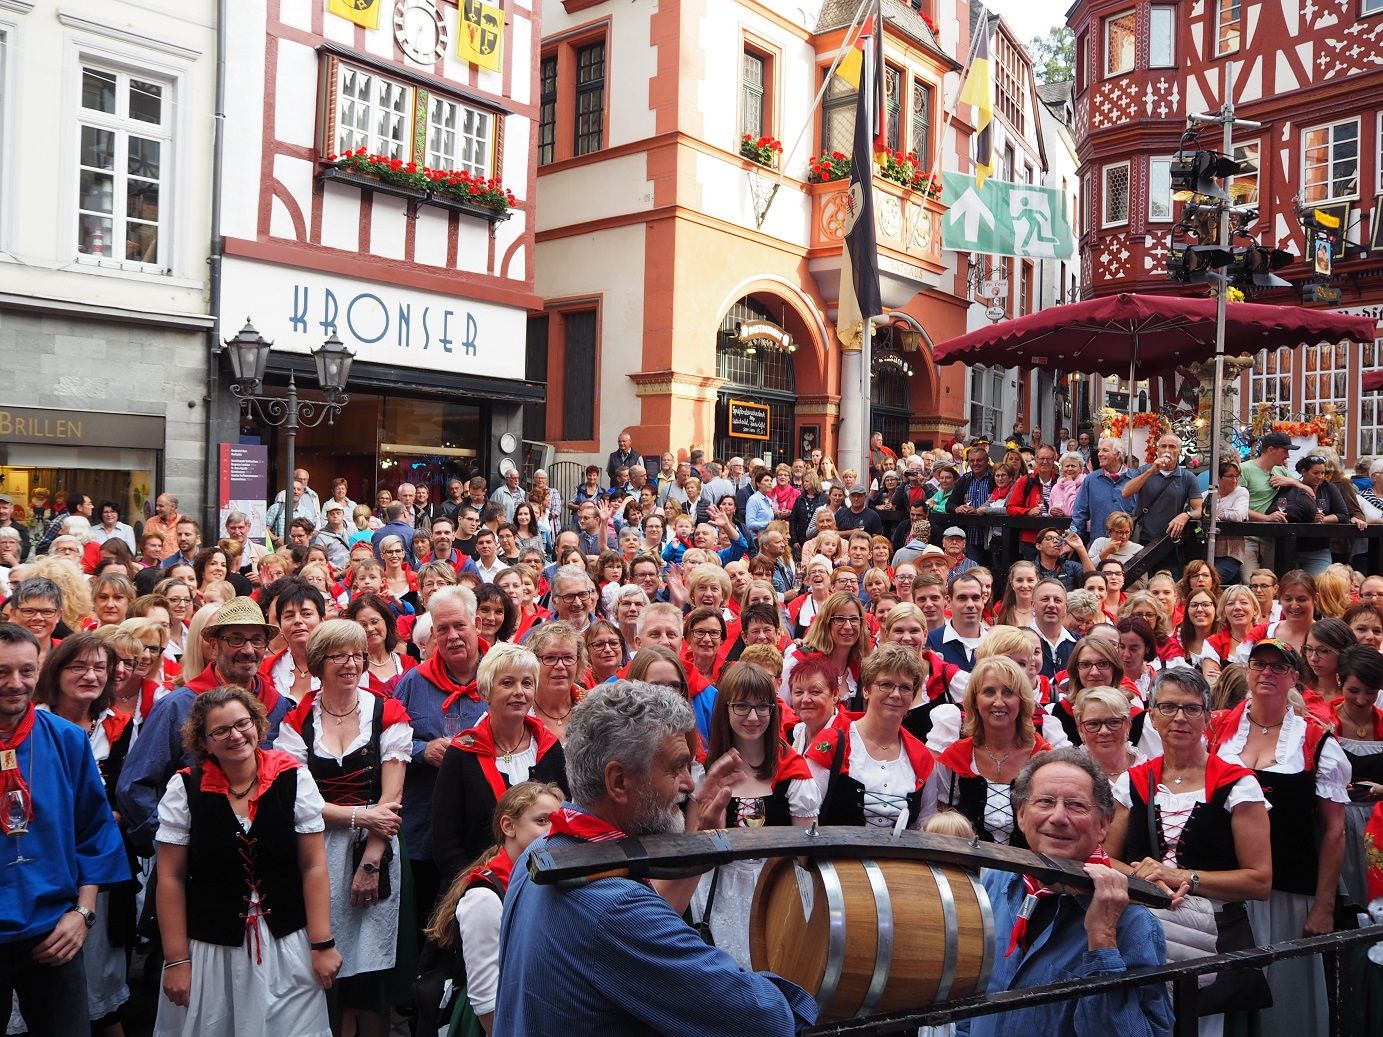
left=749, top=856, right=994, bottom=1021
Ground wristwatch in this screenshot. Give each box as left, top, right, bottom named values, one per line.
left=72, top=906, right=96, bottom=929
left=1189, top=871, right=1201, bottom=895
left=361, top=861, right=379, bottom=875
left=310, top=938, right=336, bottom=951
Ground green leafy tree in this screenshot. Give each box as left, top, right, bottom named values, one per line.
left=1029, top=26, right=1075, bottom=85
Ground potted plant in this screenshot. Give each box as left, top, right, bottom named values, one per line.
left=740, top=133, right=784, bottom=167
left=426, top=168, right=515, bottom=216
left=323, top=149, right=514, bottom=218
left=875, top=147, right=936, bottom=193
left=807, top=150, right=851, bottom=184
left=326, top=148, right=430, bottom=191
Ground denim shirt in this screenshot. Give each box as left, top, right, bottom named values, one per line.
left=1069, top=467, right=1135, bottom=539
left=961, top=869, right=1172, bottom=1037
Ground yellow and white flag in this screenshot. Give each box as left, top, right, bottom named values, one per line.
left=459, top=0, right=505, bottom=73
left=327, top=0, right=381, bottom=30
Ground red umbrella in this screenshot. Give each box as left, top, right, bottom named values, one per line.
left=931, top=292, right=1378, bottom=377
left=1366, top=369, right=1383, bottom=392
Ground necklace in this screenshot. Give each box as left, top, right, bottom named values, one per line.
left=228, top=770, right=258, bottom=800
left=1247, top=710, right=1284, bottom=736
left=535, top=701, right=572, bottom=725
left=982, top=747, right=1014, bottom=770
left=320, top=698, right=359, bottom=725
left=494, top=731, right=529, bottom=764
left=859, top=728, right=898, bottom=760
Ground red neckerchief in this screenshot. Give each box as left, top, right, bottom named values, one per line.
left=1006, top=844, right=1112, bottom=956
left=1128, top=754, right=1255, bottom=804
left=937, top=736, right=1052, bottom=779
left=194, top=748, right=300, bottom=822
left=282, top=688, right=411, bottom=738
left=837, top=720, right=934, bottom=789
left=1329, top=699, right=1383, bottom=740
left=773, top=740, right=814, bottom=783
left=452, top=714, right=559, bottom=802
left=548, top=805, right=626, bottom=842
left=679, top=645, right=715, bottom=699
left=466, top=847, right=515, bottom=893
left=423, top=640, right=490, bottom=713
left=99, top=710, right=133, bottom=753
left=0, top=705, right=37, bottom=834
left=184, top=663, right=281, bottom=717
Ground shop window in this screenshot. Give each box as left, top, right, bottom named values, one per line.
left=575, top=41, right=605, bottom=157
left=1149, top=7, right=1175, bottom=67
left=1103, top=10, right=1135, bottom=77
left=1214, top=0, right=1241, bottom=56
left=1148, top=157, right=1172, bottom=221
left=821, top=70, right=854, bottom=157
left=325, top=57, right=500, bottom=176
left=561, top=310, right=597, bottom=441
left=1303, top=118, right=1359, bottom=202
left=1248, top=347, right=1292, bottom=415
left=1102, top=161, right=1130, bottom=227
left=911, top=79, right=932, bottom=171
left=871, top=364, right=910, bottom=452
left=716, top=298, right=796, bottom=464
left=995, top=31, right=1024, bottom=135
left=741, top=47, right=771, bottom=141
left=883, top=65, right=902, bottom=153
left=538, top=56, right=557, bottom=166
left=76, top=64, right=171, bottom=270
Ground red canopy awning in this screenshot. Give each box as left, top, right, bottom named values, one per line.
left=931, top=293, right=1379, bottom=378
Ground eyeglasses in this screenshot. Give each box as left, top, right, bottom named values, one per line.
left=1247, top=658, right=1293, bottom=676
left=206, top=716, right=257, bottom=743
left=141, top=642, right=164, bottom=654
left=324, top=652, right=366, bottom=665
left=17, top=607, right=58, bottom=620
left=729, top=703, right=774, bottom=717
left=1302, top=645, right=1336, bottom=657
left=1153, top=702, right=1207, bottom=718
left=1076, top=659, right=1113, bottom=671
left=870, top=679, right=916, bottom=697
left=114, top=656, right=137, bottom=669
left=588, top=639, right=622, bottom=652
left=219, top=634, right=270, bottom=649
left=1026, top=795, right=1092, bottom=817
left=1079, top=717, right=1128, bottom=733
left=538, top=654, right=578, bottom=668
left=829, top=615, right=862, bottom=626
left=556, top=592, right=591, bottom=604
left=690, top=628, right=723, bottom=641
left=64, top=661, right=108, bottom=676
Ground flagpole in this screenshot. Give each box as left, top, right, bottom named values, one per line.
left=921, top=11, right=989, bottom=201
left=756, top=0, right=874, bottom=225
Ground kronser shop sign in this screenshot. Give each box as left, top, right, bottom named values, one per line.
left=219, top=257, right=526, bottom=381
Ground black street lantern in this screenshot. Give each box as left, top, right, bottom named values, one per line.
left=223, top=318, right=274, bottom=392
left=312, top=332, right=355, bottom=400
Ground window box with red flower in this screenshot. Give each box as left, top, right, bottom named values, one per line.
left=740, top=133, right=784, bottom=168
left=808, top=150, right=851, bottom=184
left=319, top=149, right=512, bottom=221
left=875, top=147, right=941, bottom=199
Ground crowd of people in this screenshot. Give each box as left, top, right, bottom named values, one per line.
left=3, top=423, right=1383, bottom=1036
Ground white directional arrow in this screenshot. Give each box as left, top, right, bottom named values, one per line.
left=948, top=187, right=995, bottom=241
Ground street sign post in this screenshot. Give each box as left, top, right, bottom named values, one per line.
left=941, top=172, right=1074, bottom=259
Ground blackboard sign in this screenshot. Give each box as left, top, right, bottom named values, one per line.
left=728, top=399, right=771, bottom=441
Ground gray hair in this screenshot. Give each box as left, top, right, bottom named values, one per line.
left=1369, top=458, right=1383, bottom=477
left=225, top=510, right=249, bottom=526
left=1012, top=745, right=1115, bottom=822
left=1059, top=451, right=1084, bottom=470
left=1097, top=437, right=1124, bottom=457
left=1149, top=665, right=1213, bottom=712
left=13, top=576, right=63, bottom=609
left=565, top=681, right=695, bottom=805
left=427, top=584, right=476, bottom=619
left=616, top=585, right=650, bottom=605
left=553, top=564, right=594, bottom=593
left=60, top=515, right=92, bottom=543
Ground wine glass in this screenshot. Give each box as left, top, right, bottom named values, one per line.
left=6, top=790, right=33, bottom=865
left=441, top=707, right=464, bottom=739
left=738, top=797, right=766, bottom=828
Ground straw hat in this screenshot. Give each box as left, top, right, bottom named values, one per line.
left=203, top=596, right=280, bottom=638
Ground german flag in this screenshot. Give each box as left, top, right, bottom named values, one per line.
left=959, top=15, right=995, bottom=188
left=835, top=12, right=882, bottom=352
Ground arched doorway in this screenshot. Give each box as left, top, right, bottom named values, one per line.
left=715, top=297, right=797, bottom=464
left=871, top=362, right=911, bottom=453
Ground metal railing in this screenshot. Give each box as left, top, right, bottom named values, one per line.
left=805, top=924, right=1383, bottom=1037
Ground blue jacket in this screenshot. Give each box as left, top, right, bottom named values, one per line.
left=961, top=869, right=1172, bottom=1037
left=745, top=492, right=775, bottom=537
left=497, top=829, right=817, bottom=1036
left=1, top=710, right=129, bottom=941
left=1069, top=467, right=1135, bottom=540
left=393, top=665, right=488, bottom=861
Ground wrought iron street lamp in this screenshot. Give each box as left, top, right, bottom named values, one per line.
left=224, top=320, right=354, bottom=542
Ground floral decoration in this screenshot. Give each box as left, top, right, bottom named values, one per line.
left=326, top=149, right=514, bottom=215
left=740, top=133, right=784, bottom=166
left=1272, top=417, right=1333, bottom=445
left=920, top=11, right=940, bottom=36
left=875, top=147, right=942, bottom=197
left=1101, top=410, right=1169, bottom=463
left=808, top=150, right=852, bottom=184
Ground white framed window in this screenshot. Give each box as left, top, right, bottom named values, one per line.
left=1149, top=7, right=1175, bottom=67
left=1103, top=10, right=1135, bottom=77
left=1303, top=118, right=1360, bottom=202
left=1230, top=141, right=1260, bottom=205
left=335, top=64, right=411, bottom=160
left=969, top=365, right=1006, bottom=442
left=76, top=63, right=171, bottom=270
left=1215, top=0, right=1242, bottom=56
left=1248, top=347, right=1293, bottom=414
left=1366, top=0, right=1383, bottom=14
left=1303, top=342, right=1350, bottom=441
left=425, top=95, right=492, bottom=178
left=742, top=50, right=766, bottom=141
left=1377, top=112, right=1383, bottom=192
left=1361, top=338, right=1383, bottom=456
left=1148, top=157, right=1172, bottom=221
left=1102, top=161, right=1130, bottom=226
